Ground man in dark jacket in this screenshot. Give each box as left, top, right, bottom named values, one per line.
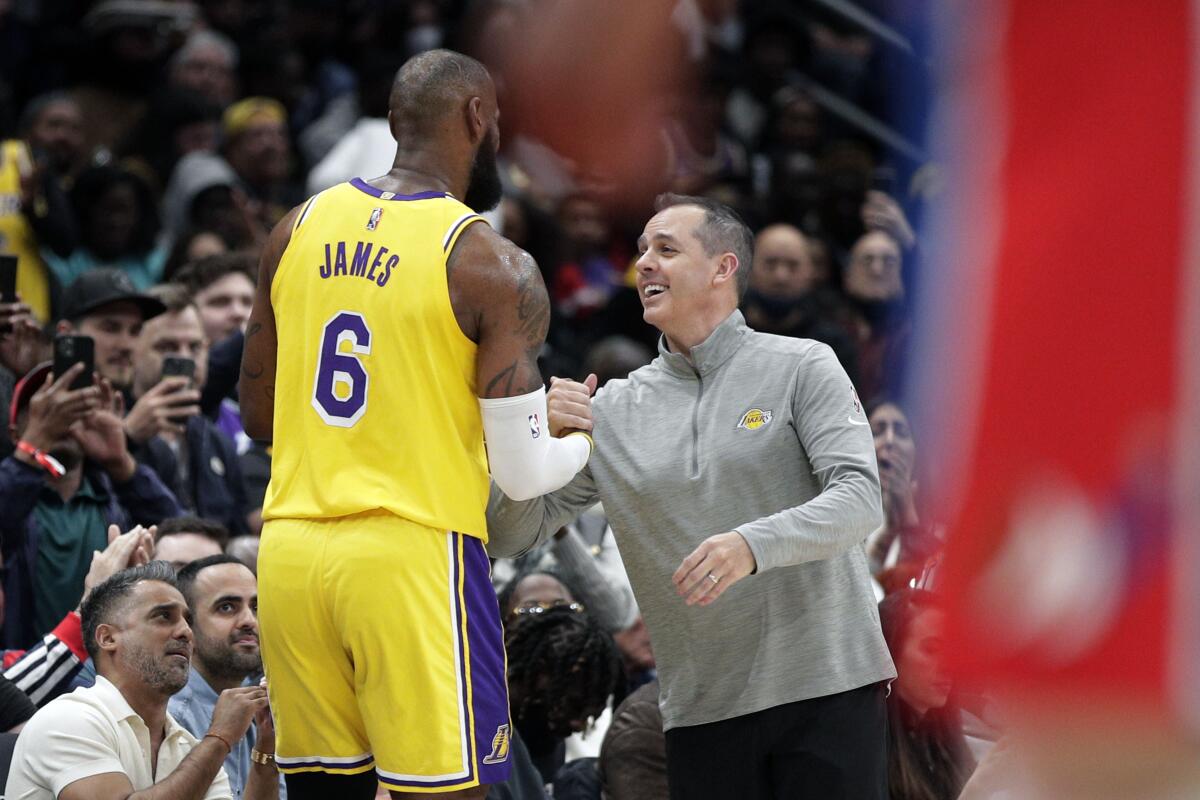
left=126, top=283, right=248, bottom=535
left=0, top=363, right=180, bottom=648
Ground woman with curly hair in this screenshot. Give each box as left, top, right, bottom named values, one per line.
left=489, top=605, right=623, bottom=800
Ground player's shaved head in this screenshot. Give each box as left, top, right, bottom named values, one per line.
left=389, top=49, right=494, bottom=140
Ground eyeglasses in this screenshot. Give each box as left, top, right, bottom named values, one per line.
left=510, top=600, right=586, bottom=618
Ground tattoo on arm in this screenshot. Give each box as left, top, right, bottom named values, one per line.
left=482, top=267, right=548, bottom=397
left=484, top=363, right=519, bottom=397
left=514, top=272, right=550, bottom=344
left=241, top=322, right=265, bottom=380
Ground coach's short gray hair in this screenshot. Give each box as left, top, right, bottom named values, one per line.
left=654, top=193, right=754, bottom=300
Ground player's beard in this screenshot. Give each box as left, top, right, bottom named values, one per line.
left=464, top=127, right=502, bottom=213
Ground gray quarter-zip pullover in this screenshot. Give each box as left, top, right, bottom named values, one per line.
left=486, top=310, right=896, bottom=730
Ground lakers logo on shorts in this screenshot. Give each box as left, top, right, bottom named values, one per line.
left=482, top=723, right=511, bottom=764
left=736, top=407, right=773, bottom=431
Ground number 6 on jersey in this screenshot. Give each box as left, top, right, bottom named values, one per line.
left=312, top=311, right=372, bottom=427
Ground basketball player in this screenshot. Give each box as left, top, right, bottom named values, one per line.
left=239, top=51, right=594, bottom=800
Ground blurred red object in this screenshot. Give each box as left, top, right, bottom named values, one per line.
left=918, top=0, right=1199, bottom=727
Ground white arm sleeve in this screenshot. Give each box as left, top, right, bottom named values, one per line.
left=480, top=387, right=593, bottom=502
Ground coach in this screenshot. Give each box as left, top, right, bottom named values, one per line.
left=486, top=194, right=896, bottom=799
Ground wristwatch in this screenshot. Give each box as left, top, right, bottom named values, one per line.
left=250, top=749, right=276, bottom=766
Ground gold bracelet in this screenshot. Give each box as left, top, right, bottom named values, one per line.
left=250, top=749, right=276, bottom=766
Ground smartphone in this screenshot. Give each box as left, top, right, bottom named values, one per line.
left=161, top=356, right=196, bottom=424
left=870, top=166, right=897, bottom=197
left=0, top=255, right=17, bottom=335
left=161, top=356, right=196, bottom=386
left=53, top=335, right=94, bottom=391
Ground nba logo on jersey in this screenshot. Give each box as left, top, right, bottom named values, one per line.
left=366, top=207, right=383, bottom=231
left=528, top=413, right=541, bottom=439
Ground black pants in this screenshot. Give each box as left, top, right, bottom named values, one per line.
left=664, top=683, right=888, bottom=800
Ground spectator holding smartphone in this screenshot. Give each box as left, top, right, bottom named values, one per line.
left=0, top=362, right=180, bottom=649
left=128, top=284, right=249, bottom=535
left=55, top=268, right=167, bottom=394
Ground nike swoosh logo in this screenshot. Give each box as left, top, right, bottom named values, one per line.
left=847, top=416, right=869, bottom=426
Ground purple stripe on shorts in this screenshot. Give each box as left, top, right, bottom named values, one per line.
left=278, top=755, right=375, bottom=771
left=461, top=534, right=513, bottom=786
left=377, top=771, right=480, bottom=790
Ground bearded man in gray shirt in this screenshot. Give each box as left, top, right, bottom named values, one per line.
left=486, top=194, right=896, bottom=800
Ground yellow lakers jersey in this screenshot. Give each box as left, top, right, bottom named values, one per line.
left=0, top=141, right=51, bottom=321
left=262, top=179, right=490, bottom=539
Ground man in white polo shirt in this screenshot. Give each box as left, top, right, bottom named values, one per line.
left=5, top=561, right=270, bottom=800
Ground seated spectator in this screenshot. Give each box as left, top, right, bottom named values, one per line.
left=497, top=568, right=584, bottom=632
left=740, top=223, right=817, bottom=336
left=20, top=92, right=88, bottom=183
left=175, top=253, right=257, bottom=453
left=42, top=165, right=167, bottom=289
left=176, top=253, right=256, bottom=346
left=488, top=605, right=623, bottom=800
left=598, top=680, right=667, bottom=800
left=843, top=229, right=911, bottom=400
left=127, top=284, right=249, bottom=534
left=740, top=223, right=863, bottom=378
left=163, top=227, right=231, bottom=283
left=169, top=30, right=240, bottom=110
left=1, top=363, right=179, bottom=648
left=172, top=555, right=281, bottom=798
left=0, top=92, right=87, bottom=322
left=161, top=152, right=254, bottom=249
left=611, top=615, right=655, bottom=691
left=865, top=398, right=943, bottom=591
left=2, top=524, right=154, bottom=708
left=497, top=559, right=634, bottom=657
left=879, top=589, right=976, bottom=800
left=221, top=98, right=301, bottom=231
left=56, top=268, right=167, bottom=394
left=5, top=561, right=269, bottom=799
left=155, top=516, right=229, bottom=571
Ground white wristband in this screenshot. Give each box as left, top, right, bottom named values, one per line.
left=480, top=387, right=592, bottom=501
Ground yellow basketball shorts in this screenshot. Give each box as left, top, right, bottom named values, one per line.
left=258, top=513, right=513, bottom=792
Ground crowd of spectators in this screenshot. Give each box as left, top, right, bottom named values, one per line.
left=0, top=0, right=993, bottom=798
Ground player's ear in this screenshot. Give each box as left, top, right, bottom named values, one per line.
left=466, top=96, right=485, bottom=145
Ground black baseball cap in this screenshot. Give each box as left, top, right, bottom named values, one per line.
left=60, top=269, right=166, bottom=322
